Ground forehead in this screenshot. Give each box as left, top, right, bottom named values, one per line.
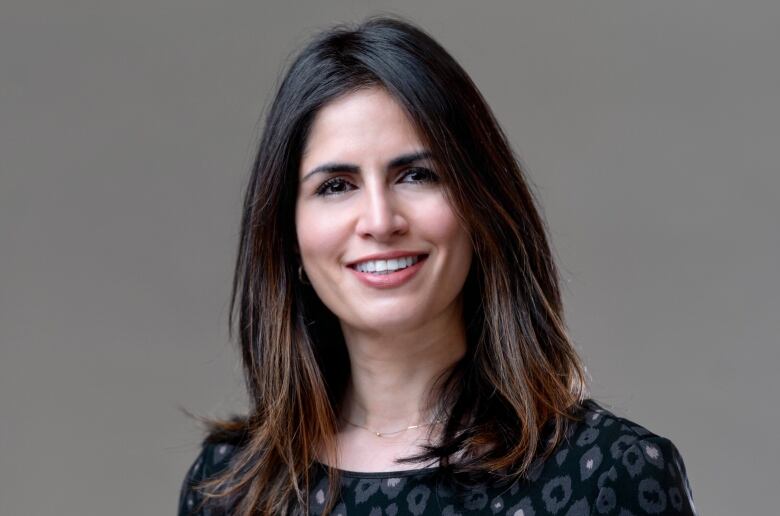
left=300, top=87, right=426, bottom=173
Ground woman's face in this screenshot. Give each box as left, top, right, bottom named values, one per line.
left=295, top=87, right=472, bottom=335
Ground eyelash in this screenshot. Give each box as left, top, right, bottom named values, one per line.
left=314, top=167, right=439, bottom=197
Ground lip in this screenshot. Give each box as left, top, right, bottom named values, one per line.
left=346, top=250, right=429, bottom=267
left=348, top=254, right=429, bottom=289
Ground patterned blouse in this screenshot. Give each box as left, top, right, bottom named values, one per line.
left=178, top=399, right=697, bottom=515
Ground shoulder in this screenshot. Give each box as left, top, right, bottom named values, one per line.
left=178, top=440, right=242, bottom=516
left=528, top=398, right=698, bottom=515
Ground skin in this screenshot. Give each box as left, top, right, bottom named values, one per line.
left=295, top=86, right=473, bottom=472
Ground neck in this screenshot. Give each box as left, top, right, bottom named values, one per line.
left=338, top=305, right=467, bottom=433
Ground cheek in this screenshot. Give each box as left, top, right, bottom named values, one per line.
left=421, top=200, right=472, bottom=258
left=295, top=203, right=347, bottom=266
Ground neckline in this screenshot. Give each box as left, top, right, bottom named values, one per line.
left=314, top=460, right=440, bottom=478
left=308, top=399, right=598, bottom=479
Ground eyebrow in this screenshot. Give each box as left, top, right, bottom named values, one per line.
left=300, top=150, right=433, bottom=183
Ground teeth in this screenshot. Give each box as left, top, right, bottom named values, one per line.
left=355, top=255, right=421, bottom=274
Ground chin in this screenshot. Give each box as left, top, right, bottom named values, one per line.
left=347, top=310, right=432, bottom=335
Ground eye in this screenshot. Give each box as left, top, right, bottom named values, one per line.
left=399, top=167, right=439, bottom=184
left=314, top=177, right=356, bottom=196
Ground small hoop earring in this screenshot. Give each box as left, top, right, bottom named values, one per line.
left=298, top=265, right=310, bottom=285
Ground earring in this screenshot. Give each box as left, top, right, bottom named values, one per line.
left=298, top=264, right=310, bottom=285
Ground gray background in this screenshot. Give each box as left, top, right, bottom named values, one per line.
left=1, top=1, right=777, bottom=514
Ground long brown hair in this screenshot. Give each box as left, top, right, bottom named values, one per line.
left=197, top=14, right=589, bottom=515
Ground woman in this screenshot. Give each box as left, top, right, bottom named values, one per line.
left=179, top=16, right=697, bottom=515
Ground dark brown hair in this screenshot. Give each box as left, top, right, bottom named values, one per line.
left=197, top=14, right=589, bottom=515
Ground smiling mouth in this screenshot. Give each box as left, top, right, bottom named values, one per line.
left=349, top=254, right=428, bottom=274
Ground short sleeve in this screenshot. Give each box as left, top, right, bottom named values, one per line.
left=592, top=436, right=697, bottom=515
left=177, top=441, right=239, bottom=515
left=178, top=444, right=207, bottom=515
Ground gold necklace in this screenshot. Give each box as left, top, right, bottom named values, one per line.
left=341, top=416, right=443, bottom=438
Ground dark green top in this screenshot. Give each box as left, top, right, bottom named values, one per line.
left=178, top=399, right=697, bottom=515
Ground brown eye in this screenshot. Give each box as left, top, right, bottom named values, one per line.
left=315, top=177, right=356, bottom=196
left=400, top=167, right=439, bottom=184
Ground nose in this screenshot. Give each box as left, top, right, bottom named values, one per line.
left=354, top=181, right=409, bottom=241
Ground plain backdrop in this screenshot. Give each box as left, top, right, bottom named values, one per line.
left=1, top=1, right=778, bottom=514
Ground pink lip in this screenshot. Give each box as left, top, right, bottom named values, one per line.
left=348, top=255, right=428, bottom=289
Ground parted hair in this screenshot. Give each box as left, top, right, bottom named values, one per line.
left=195, top=14, right=589, bottom=515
